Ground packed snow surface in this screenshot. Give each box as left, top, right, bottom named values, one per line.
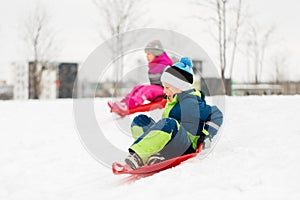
left=1, top=96, right=300, bottom=200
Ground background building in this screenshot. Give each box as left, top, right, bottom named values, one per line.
left=12, top=62, right=78, bottom=100
left=0, top=80, right=13, bottom=100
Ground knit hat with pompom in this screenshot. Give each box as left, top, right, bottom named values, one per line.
left=144, top=40, right=164, bottom=56
left=160, top=57, right=193, bottom=91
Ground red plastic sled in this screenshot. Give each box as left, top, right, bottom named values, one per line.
left=112, top=143, right=203, bottom=175
left=108, top=100, right=167, bottom=117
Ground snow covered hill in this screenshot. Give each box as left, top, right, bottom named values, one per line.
left=1, top=96, right=300, bottom=200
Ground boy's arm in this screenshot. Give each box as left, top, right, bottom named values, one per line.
left=202, top=106, right=223, bottom=138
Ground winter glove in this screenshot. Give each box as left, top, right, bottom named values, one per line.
left=131, top=114, right=155, bottom=128
left=203, top=135, right=212, bottom=149
left=198, top=129, right=212, bottom=149
left=131, top=114, right=156, bottom=140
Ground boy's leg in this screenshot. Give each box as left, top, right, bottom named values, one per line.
left=131, top=114, right=155, bottom=140
left=129, top=118, right=191, bottom=164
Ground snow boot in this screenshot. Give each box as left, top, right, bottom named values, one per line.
left=113, top=101, right=128, bottom=111
left=146, top=153, right=166, bottom=165
left=125, top=152, right=144, bottom=170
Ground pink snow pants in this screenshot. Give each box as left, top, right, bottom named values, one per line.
left=122, top=85, right=164, bottom=109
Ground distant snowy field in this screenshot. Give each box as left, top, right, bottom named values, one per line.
left=1, top=96, right=300, bottom=200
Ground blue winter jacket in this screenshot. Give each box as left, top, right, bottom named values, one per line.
left=162, top=89, right=223, bottom=149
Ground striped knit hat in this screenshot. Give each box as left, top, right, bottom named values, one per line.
left=160, top=57, right=193, bottom=91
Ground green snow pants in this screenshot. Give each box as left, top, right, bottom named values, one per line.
left=129, top=114, right=194, bottom=163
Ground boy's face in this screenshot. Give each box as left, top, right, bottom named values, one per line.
left=145, top=52, right=156, bottom=63
left=162, top=82, right=182, bottom=102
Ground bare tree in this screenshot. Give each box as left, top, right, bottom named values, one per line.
left=21, top=2, right=58, bottom=99
left=228, top=0, right=243, bottom=79
left=245, top=40, right=254, bottom=82
left=247, top=23, right=276, bottom=83
left=271, top=53, right=288, bottom=83
left=93, top=0, right=145, bottom=91
left=258, top=26, right=276, bottom=82
left=193, top=0, right=245, bottom=95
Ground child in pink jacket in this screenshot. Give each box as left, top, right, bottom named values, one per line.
left=110, top=40, right=173, bottom=111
